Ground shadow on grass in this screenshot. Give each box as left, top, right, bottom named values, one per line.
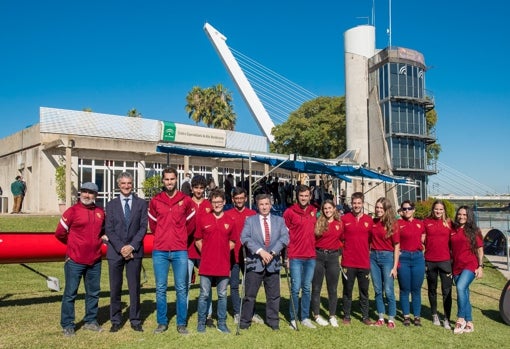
left=481, top=308, right=506, bottom=324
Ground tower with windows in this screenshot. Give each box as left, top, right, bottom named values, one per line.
left=345, top=25, right=437, bottom=204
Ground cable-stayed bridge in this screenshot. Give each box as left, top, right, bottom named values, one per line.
left=428, top=161, right=509, bottom=204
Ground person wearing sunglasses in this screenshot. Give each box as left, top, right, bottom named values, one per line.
left=397, top=200, right=425, bottom=327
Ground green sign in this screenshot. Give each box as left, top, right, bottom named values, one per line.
left=162, top=121, right=176, bottom=142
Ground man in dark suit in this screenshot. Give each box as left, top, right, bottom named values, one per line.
left=105, top=172, right=148, bottom=332
left=239, top=193, right=289, bottom=330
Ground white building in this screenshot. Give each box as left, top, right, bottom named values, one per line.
left=0, top=107, right=272, bottom=213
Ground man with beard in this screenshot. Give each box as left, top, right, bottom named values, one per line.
left=149, top=167, right=196, bottom=335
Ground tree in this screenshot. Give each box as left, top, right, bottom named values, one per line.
left=270, top=96, right=346, bottom=159
left=185, top=84, right=236, bottom=130
left=414, top=197, right=455, bottom=220
left=127, top=108, right=142, bottom=118
left=141, top=175, right=162, bottom=199
left=426, top=108, right=441, bottom=164
left=55, top=161, right=66, bottom=203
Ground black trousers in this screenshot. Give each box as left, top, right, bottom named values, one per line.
left=108, top=257, right=142, bottom=326
left=311, top=249, right=340, bottom=317
left=425, top=260, right=452, bottom=320
left=342, top=267, right=370, bottom=320
left=240, top=270, right=280, bottom=329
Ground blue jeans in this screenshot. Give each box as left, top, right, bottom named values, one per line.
left=370, top=250, right=396, bottom=318
left=230, top=263, right=241, bottom=315
left=153, top=250, right=188, bottom=326
left=187, top=259, right=212, bottom=317
left=61, top=259, right=101, bottom=329
left=454, top=270, right=475, bottom=321
left=198, top=276, right=229, bottom=326
left=289, top=258, right=316, bottom=321
left=398, top=251, right=425, bottom=317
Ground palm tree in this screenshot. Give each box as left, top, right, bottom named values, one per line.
left=127, top=108, right=142, bottom=118
left=185, top=84, right=236, bottom=130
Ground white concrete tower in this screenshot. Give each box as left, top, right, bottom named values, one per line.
left=344, top=25, right=375, bottom=165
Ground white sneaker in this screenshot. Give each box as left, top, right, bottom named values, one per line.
left=314, top=315, right=329, bottom=326
left=252, top=314, right=264, bottom=324
left=443, top=319, right=451, bottom=329
left=233, top=314, right=240, bottom=324
left=454, top=320, right=466, bottom=334
left=301, top=318, right=317, bottom=329
left=463, top=322, right=474, bottom=333
left=289, top=320, right=298, bottom=330
left=329, top=316, right=339, bottom=327
left=432, top=314, right=441, bottom=326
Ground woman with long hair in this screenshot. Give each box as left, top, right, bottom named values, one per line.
left=397, top=200, right=425, bottom=326
left=311, top=199, right=343, bottom=327
left=423, top=200, right=453, bottom=329
left=451, top=206, right=484, bottom=334
left=369, top=197, right=400, bottom=328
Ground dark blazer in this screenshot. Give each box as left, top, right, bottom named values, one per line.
left=241, top=214, right=289, bottom=273
left=105, top=195, right=148, bottom=260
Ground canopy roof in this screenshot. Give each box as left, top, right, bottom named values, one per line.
left=156, top=143, right=408, bottom=184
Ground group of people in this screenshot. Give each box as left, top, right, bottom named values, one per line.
left=54, top=169, right=484, bottom=337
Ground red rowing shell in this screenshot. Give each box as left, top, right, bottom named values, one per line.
left=0, top=232, right=155, bottom=264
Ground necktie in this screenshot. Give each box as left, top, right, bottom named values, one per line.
left=124, top=198, right=131, bottom=225
left=263, top=217, right=270, bottom=247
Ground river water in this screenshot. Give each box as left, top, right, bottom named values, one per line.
left=476, top=211, right=510, bottom=232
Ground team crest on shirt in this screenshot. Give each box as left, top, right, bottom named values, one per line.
left=224, top=224, right=230, bottom=230
left=310, top=212, right=315, bottom=217
left=96, top=212, right=103, bottom=219
left=335, top=224, right=340, bottom=230
left=205, top=208, right=211, bottom=213
left=364, top=222, right=369, bottom=228
left=178, top=200, right=183, bottom=206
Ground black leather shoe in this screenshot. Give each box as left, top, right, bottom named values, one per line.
left=206, top=317, right=215, bottom=328
left=131, top=324, right=143, bottom=332
left=110, top=324, right=121, bottom=333
left=153, top=324, right=168, bottom=334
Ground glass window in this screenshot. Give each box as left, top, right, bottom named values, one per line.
left=390, top=63, right=398, bottom=96
left=398, top=64, right=407, bottom=96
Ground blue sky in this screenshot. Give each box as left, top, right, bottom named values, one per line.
left=1, top=1, right=509, bottom=193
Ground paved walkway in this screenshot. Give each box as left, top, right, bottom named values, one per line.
left=486, top=254, right=510, bottom=279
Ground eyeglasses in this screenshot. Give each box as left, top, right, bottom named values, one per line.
left=211, top=201, right=225, bottom=205
left=401, top=207, right=414, bottom=211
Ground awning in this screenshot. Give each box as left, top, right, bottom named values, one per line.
left=156, top=143, right=408, bottom=184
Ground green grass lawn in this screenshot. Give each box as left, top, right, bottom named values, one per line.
left=1, top=216, right=509, bottom=348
